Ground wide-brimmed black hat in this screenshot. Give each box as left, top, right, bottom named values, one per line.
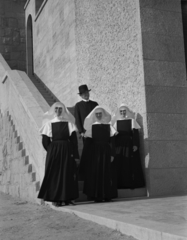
left=78, top=84, right=91, bottom=94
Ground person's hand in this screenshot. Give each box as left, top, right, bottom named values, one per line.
left=111, top=156, right=114, bottom=162
left=75, top=158, right=80, bottom=166
left=133, top=146, right=138, bottom=152
left=80, top=133, right=85, bottom=138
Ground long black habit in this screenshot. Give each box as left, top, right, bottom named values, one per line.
left=83, top=124, right=117, bottom=201
left=114, top=119, right=145, bottom=189
left=38, top=122, right=79, bottom=203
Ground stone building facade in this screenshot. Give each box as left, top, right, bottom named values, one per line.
left=0, top=0, right=26, bottom=71
left=0, top=0, right=187, bottom=201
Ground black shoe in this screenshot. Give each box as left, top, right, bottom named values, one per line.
left=69, top=201, right=76, bottom=205
left=94, top=199, right=103, bottom=203
left=104, top=198, right=112, bottom=202
left=64, top=201, right=69, bottom=205
left=64, top=200, right=75, bottom=206
left=52, top=202, right=62, bottom=207
left=87, top=196, right=94, bottom=201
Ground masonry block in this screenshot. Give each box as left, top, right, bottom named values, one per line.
left=147, top=113, right=187, bottom=141
left=145, top=86, right=187, bottom=114
left=140, top=0, right=181, bottom=12
left=142, top=33, right=185, bottom=62
left=141, top=8, right=182, bottom=36
left=147, top=168, right=187, bottom=197
left=148, top=140, right=187, bottom=169
left=144, top=60, right=186, bottom=88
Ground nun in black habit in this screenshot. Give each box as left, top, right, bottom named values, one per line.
left=38, top=102, right=79, bottom=206
left=82, top=106, right=118, bottom=202
left=112, top=104, right=145, bottom=189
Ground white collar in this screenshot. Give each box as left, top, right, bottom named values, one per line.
left=82, top=99, right=90, bottom=102
left=51, top=116, right=68, bottom=122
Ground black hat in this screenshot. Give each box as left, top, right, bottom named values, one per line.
left=78, top=84, right=91, bottom=94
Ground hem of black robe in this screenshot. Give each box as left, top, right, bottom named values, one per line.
left=37, top=193, right=79, bottom=202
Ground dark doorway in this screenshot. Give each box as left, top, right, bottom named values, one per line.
left=26, top=15, right=34, bottom=77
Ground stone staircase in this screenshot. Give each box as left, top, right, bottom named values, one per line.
left=0, top=111, right=41, bottom=203
left=29, top=74, right=58, bottom=106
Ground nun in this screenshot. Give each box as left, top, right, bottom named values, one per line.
left=38, top=102, right=79, bottom=206
left=82, top=106, right=118, bottom=202
left=112, top=104, right=145, bottom=189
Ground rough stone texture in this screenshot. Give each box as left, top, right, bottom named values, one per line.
left=144, top=60, right=187, bottom=87
left=142, top=33, right=185, bottom=62
left=145, top=86, right=187, bottom=114
left=140, top=0, right=187, bottom=196
left=147, top=113, right=187, bottom=141
left=141, top=7, right=183, bottom=36
left=140, top=0, right=181, bottom=12
left=0, top=0, right=26, bottom=71
left=147, top=140, right=187, bottom=169
left=75, top=0, right=146, bottom=114
left=147, top=168, right=187, bottom=197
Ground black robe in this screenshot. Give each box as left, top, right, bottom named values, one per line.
left=74, top=100, right=98, bottom=134
left=114, top=119, right=145, bottom=189
left=38, top=122, right=79, bottom=202
left=83, top=124, right=117, bottom=201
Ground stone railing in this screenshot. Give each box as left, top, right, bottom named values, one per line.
left=0, top=54, right=49, bottom=199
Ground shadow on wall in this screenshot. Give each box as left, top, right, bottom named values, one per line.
left=33, top=73, right=76, bottom=115
left=136, top=113, right=148, bottom=189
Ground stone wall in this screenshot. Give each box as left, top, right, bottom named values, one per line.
left=0, top=0, right=26, bottom=71
left=140, top=0, right=187, bottom=196
left=25, top=0, right=146, bottom=114
left=75, top=0, right=146, bottom=115
left=25, top=0, right=78, bottom=107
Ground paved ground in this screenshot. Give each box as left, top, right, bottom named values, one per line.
left=0, top=192, right=137, bottom=240
left=59, top=195, right=187, bottom=240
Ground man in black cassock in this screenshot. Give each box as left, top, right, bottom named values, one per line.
left=74, top=84, right=98, bottom=140
left=74, top=84, right=98, bottom=186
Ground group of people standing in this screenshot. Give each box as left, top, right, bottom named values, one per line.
left=38, top=84, right=145, bottom=206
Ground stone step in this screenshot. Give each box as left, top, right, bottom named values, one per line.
left=77, top=181, right=147, bottom=201
left=29, top=74, right=57, bottom=106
